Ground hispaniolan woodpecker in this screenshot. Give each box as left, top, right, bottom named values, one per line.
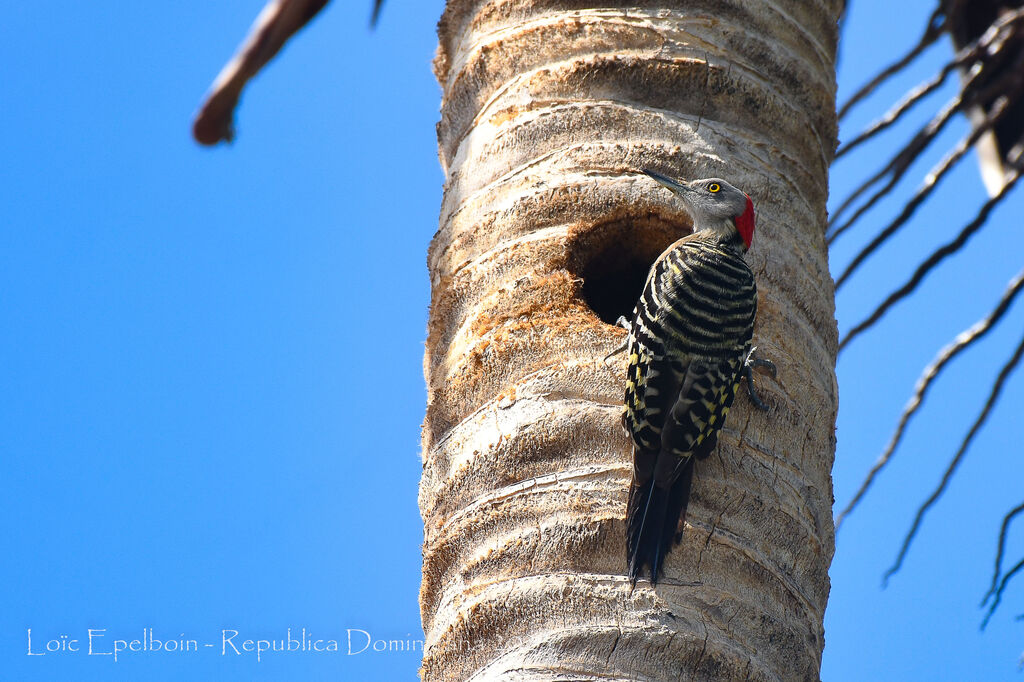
left=624, top=170, right=774, bottom=585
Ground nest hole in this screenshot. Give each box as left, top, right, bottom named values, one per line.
left=567, top=215, right=690, bottom=326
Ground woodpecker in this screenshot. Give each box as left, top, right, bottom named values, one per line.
left=624, top=170, right=773, bottom=585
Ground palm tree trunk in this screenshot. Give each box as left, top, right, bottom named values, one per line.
left=420, top=2, right=841, bottom=679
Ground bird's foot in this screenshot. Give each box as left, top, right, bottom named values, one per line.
left=743, top=346, right=776, bottom=412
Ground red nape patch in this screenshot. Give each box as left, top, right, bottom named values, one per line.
left=735, top=195, right=756, bottom=249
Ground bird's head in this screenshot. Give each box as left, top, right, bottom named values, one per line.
left=643, top=171, right=755, bottom=251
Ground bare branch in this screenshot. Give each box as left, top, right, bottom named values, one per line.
left=192, top=0, right=331, bottom=146
left=836, top=58, right=961, bottom=161
left=832, top=81, right=1024, bottom=278
left=982, top=555, right=1024, bottom=630
left=982, top=500, right=1024, bottom=609
left=829, top=86, right=966, bottom=232
left=839, top=171, right=1021, bottom=353
left=884, top=332, right=1024, bottom=585
left=830, top=14, right=1024, bottom=233
left=835, top=270, right=1024, bottom=530
left=838, top=6, right=946, bottom=120
left=836, top=8, right=1024, bottom=162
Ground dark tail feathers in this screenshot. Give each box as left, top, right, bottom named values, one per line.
left=626, top=457, right=695, bottom=585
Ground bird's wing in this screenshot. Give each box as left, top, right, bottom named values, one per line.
left=627, top=352, right=745, bottom=583
left=660, top=354, right=745, bottom=468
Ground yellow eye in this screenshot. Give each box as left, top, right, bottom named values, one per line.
left=708, top=183, right=721, bottom=193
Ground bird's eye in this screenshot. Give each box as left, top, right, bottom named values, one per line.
left=708, top=183, right=721, bottom=193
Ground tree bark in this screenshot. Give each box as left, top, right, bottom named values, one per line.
left=420, top=2, right=841, bottom=680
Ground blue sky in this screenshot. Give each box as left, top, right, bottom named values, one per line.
left=2, top=1, right=1022, bottom=680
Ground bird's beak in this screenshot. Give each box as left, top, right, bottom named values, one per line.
left=642, top=170, right=692, bottom=199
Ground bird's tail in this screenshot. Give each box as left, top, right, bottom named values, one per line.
left=627, top=456, right=695, bottom=585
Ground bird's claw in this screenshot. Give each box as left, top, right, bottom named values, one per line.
left=743, top=346, right=776, bottom=411
left=602, top=316, right=632, bottom=365
left=603, top=340, right=628, bottom=365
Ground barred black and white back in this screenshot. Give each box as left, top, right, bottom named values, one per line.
left=624, top=230, right=757, bottom=584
